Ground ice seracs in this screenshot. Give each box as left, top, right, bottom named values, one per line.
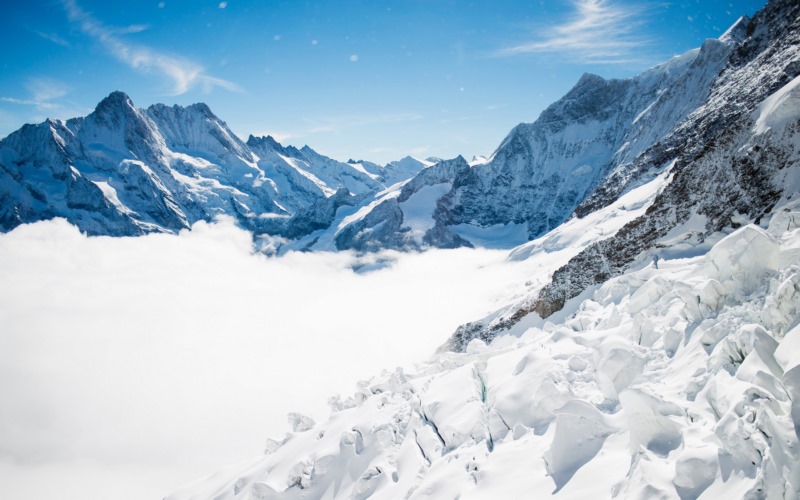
left=166, top=200, right=800, bottom=500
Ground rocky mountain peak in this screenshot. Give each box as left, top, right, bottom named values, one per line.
left=719, top=14, right=751, bottom=43
left=92, top=90, right=136, bottom=119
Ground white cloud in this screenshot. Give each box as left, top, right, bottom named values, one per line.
left=0, top=78, right=94, bottom=131
left=349, top=54, right=359, bottom=62
left=218, top=1, right=227, bottom=8
left=113, top=23, right=150, bottom=34
left=62, top=0, right=241, bottom=95
left=35, top=31, right=70, bottom=47
left=495, top=0, right=652, bottom=64
left=0, top=97, right=54, bottom=109
left=1, top=78, right=70, bottom=112
left=0, top=218, right=528, bottom=499
left=27, top=78, right=69, bottom=103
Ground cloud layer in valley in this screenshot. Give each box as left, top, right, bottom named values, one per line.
left=0, top=218, right=527, bottom=499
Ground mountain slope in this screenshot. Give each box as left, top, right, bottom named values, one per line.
left=448, top=0, right=800, bottom=350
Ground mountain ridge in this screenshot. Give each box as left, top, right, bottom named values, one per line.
left=0, top=94, right=427, bottom=238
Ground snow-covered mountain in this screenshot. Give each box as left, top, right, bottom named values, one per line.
left=167, top=0, right=800, bottom=498
left=2, top=0, right=800, bottom=497
left=267, top=11, right=760, bottom=253
left=452, top=0, right=800, bottom=347
left=0, top=94, right=426, bottom=236
left=1, top=0, right=793, bottom=256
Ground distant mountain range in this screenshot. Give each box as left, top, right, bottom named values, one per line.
left=0, top=91, right=431, bottom=238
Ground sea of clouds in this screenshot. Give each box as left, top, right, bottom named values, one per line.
left=0, top=218, right=527, bottom=499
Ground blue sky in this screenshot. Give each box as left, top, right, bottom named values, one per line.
left=0, top=0, right=767, bottom=164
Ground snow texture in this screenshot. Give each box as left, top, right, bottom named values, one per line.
left=168, top=201, right=800, bottom=500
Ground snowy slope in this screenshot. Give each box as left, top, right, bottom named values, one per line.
left=274, top=156, right=472, bottom=253
left=514, top=0, right=800, bottom=332
left=167, top=195, right=800, bottom=500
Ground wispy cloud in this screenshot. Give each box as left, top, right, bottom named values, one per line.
left=1, top=78, right=69, bottom=112
left=0, top=78, right=94, bottom=131
left=494, top=0, right=652, bottom=64
left=35, top=31, right=70, bottom=47
left=0, top=97, right=58, bottom=110
left=62, top=0, right=241, bottom=95
left=111, top=23, right=150, bottom=35
left=28, top=78, right=69, bottom=103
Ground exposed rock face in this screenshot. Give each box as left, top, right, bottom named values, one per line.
left=432, top=43, right=718, bottom=241
left=279, top=188, right=362, bottom=241
left=448, top=0, right=800, bottom=351
left=334, top=198, right=410, bottom=251
left=530, top=0, right=800, bottom=319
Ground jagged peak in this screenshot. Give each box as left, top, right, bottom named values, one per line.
left=148, top=101, right=222, bottom=123
left=719, top=15, right=751, bottom=43
left=186, top=102, right=216, bottom=119
left=94, top=90, right=135, bottom=115
left=246, top=134, right=282, bottom=148
left=439, top=154, right=468, bottom=167
left=299, top=145, right=318, bottom=156
left=575, top=72, right=606, bottom=87
left=246, top=135, right=305, bottom=158
left=390, top=155, right=423, bottom=165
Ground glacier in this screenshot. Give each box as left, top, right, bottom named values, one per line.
left=167, top=185, right=800, bottom=500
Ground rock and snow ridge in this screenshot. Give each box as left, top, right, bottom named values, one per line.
left=2, top=0, right=800, bottom=497
left=450, top=0, right=800, bottom=346
left=0, top=94, right=427, bottom=237
left=267, top=1, right=794, bottom=254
